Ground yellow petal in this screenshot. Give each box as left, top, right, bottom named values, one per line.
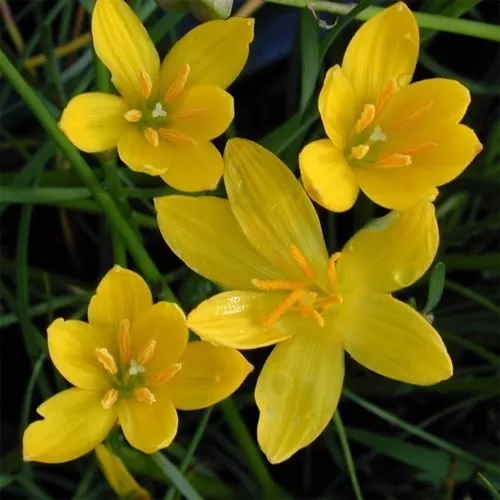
left=224, top=139, right=329, bottom=287
left=353, top=163, right=438, bottom=211
left=255, top=329, right=344, bottom=464
left=318, top=65, right=358, bottom=150
left=385, top=124, right=482, bottom=187
left=47, top=318, right=111, bottom=390
left=187, top=291, right=306, bottom=349
left=23, top=388, right=117, bottom=463
left=155, top=196, right=284, bottom=290
left=130, top=302, right=188, bottom=375
left=95, top=444, right=151, bottom=500
left=378, top=78, right=471, bottom=131
left=299, top=139, right=359, bottom=213
left=159, top=18, right=254, bottom=92
left=169, top=85, right=234, bottom=142
left=88, top=266, right=153, bottom=346
left=92, top=0, right=159, bottom=107
left=117, top=126, right=171, bottom=176
left=339, top=293, right=453, bottom=385
left=118, top=392, right=178, bottom=454
left=342, top=2, right=419, bottom=105
left=166, top=341, right=253, bottom=410
left=337, top=201, right=438, bottom=294
left=160, top=142, right=223, bottom=192
left=59, top=93, right=128, bottom=153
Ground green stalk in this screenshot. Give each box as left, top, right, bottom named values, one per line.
left=0, top=49, right=176, bottom=301
left=220, top=398, right=277, bottom=499
left=265, top=0, right=500, bottom=42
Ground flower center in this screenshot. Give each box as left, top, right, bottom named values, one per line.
left=123, top=64, right=201, bottom=150
left=347, top=78, right=437, bottom=169
left=252, top=246, right=343, bottom=328
left=95, top=319, right=182, bottom=409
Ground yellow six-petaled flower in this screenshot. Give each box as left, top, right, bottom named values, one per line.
left=299, top=2, right=482, bottom=212
left=156, top=138, right=453, bottom=464
left=60, top=0, right=254, bottom=191
left=23, top=267, right=252, bottom=463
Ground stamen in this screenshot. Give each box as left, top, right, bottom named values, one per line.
left=157, top=128, right=197, bottom=147
left=252, top=279, right=307, bottom=291
left=172, top=107, right=207, bottom=120
left=375, top=78, right=398, bottom=116
left=355, top=104, right=376, bottom=134
left=152, top=102, right=167, bottom=118
left=144, top=127, right=159, bottom=147
left=290, top=245, right=315, bottom=280
left=101, top=388, right=119, bottom=409
left=327, top=252, right=341, bottom=291
left=389, top=101, right=433, bottom=132
left=263, top=289, right=308, bottom=329
left=375, top=153, right=412, bottom=168
left=296, top=308, right=325, bottom=327
left=118, top=319, right=131, bottom=365
left=147, top=363, right=182, bottom=386
left=350, top=144, right=370, bottom=160
left=397, top=142, right=438, bottom=156
left=140, top=69, right=153, bottom=99
left=317, top=295, right=343, bottom=311
left=137, top=340, right=157, bottom=366
left=164, top=64, right=190, bottom=104
left=124, top=109, right=142, bottom=122
left=128, top=359, right=145, bottom=376
left=134, top=387, right=156, bottom=405
left=96, top=348, right=118, bottom=375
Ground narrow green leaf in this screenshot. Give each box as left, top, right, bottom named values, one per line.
left=422, top=262, right=446, bottom=315
left=299, top=11, right=320, bottom=116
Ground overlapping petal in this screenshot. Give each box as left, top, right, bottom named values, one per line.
left=23, top=388, right=116, bottom=463
left=256, top=329, right=344, bottom=464
left=339, top=293, right=453, bottom=385
left=169, top=85, right=234, bottom=142
left=156, top=196, right=283, bottom=290
left=337, top=201, right=439, bottom=294
left=159, top=18, right=254, bottom=92
left=59, top=93, right=128, bottom=153
left=47, top=318, right=110, bottom=390
left=92, top=0, right=159, bottom=106
left=88, top=266, right=152, bottom=344
left=118, top=392, right=178, bottom=454
left=342, top=2, right=419, bottom=104
left=187, top=291, right=303, bottom=349
left=166, top=341, right=253, bottom=410
left=160, top=142, right=224, bottom=192
left=224, top=139, right=329, bottom=287
left=299, top=139, right=359, bottom=212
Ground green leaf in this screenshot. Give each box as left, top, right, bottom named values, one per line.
left=422, top=262, right=446, bottom=315
left=299, top=11, right=320, bottom=116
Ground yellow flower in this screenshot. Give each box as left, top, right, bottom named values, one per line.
left=155, top=138, right=453, bottom=464
left=95, top=444, right=150, bottom=500
left=23, top=267, right=252, bottom=463
left=59, top=0, right=254, bottom=192
left=299, top=2, right=482, bottom=212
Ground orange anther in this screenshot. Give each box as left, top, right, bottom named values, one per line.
left=144, top=127, right=159, bottom=147
left=157, top=128, right=197, bottom=147
left=327, top=252, right=341, bottom=291
left=375, top=78, right=398, bottom=116
left=101, top=388, right=119, bottom=409
left=263, top=289, right=308, bottom=329
left=140, top=69, right=153, bottom=99
left=355, top=104, right=376, bottom=134
left=389, top=101, right=433, bottom=132
left=147, top=363, right=182, bottom=386
left=172, top=107, right=207, bottom=120
left=290, top=245, right=315, bottom=280
left=134, top=387, right=156, bottom=405
left=296, top=308, right=325, bottom=327
left=164, top=64, right=190, bottom=104
left=124, top=109, right=142, bottom=122
left=350, top=144, right=370, bottom=160
left=252, top=279, right=307, bottom=291
left=96, top=348, right=118, bottom=375
left=118, top=319, right=131, bottom=365
left=137, top=339, right=157, bottom=366
left=397, top=142, right=438, bottom=156
left=375, top=153, right=412, bottom=169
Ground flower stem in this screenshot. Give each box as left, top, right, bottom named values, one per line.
left=0, top=49, right=175, bottom=300
left=332, top=412, right=364, bottom=500
left=220, top=398, right=278, bottom=499
left=265, top=0, right=500, bottom=42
